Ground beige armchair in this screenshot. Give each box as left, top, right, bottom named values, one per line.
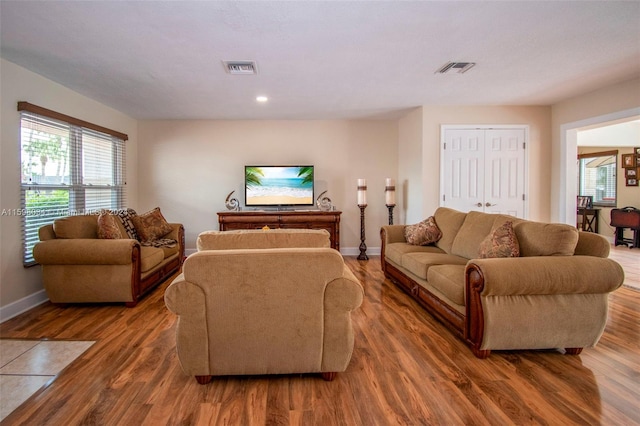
left=164, top=229, right=364, bottom=383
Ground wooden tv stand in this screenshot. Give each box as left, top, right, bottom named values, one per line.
left=218, top=210, right=342, bottom=250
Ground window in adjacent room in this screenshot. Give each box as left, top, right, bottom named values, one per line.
left=577, top=150, right=617, bottom=207
left=18, top=102, right=128, bottom=266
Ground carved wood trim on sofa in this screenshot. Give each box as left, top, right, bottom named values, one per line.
left=464, top=265, right=490, bottom=359
left=126, top=225, right=185, bottom=308
left=380, top=227, right=465, bottom=338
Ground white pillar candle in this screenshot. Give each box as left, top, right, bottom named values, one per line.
left=385, top=178, right=396, bottom=205
left=357, top=179, right=367, bottom=205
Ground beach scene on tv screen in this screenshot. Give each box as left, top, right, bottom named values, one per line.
left=245, top=166, right=313, bottom=205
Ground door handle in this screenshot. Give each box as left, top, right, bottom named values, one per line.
left=476, top=203, right=482, bottom=207
left=485, top=202, right=496, bottom=207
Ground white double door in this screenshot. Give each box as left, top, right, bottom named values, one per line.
left=441, top=126, right=527, bottom=218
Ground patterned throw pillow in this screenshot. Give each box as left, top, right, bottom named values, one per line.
left=404, top=216, right=442, bottom=246
left=97, top=210, right=123, bottom=239
left=114, top=208, right=139, bottom=240
left=478, top=221, right=520, bottom=258
left=131, top=207, right=173, bottom=242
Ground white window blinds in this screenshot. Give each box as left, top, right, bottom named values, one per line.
left=19, top=103, right=127, bottom=265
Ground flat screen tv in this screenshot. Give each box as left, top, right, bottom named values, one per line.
left=245, top=165, right=314, bottom=207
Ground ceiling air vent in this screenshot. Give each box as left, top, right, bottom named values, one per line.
left=223, top=60, right=258, bottom=75
left=436, top=62, right=476, bottom=74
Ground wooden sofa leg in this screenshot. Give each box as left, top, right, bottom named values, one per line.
left=124, top=301, right=138, bottom=308
left=472, top=348, right=491, bottom=359
left=565, top=348, right=583, bottom=355
left=195, top=375, right=212, bottom=384
left=321, top=372, right=337, bottom=381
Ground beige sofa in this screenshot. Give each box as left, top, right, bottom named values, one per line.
left=164, top=229, right=364, bottom=384
left=381, top=207, right=624, bottom=358
left=33, top=213, right=184, bottom=307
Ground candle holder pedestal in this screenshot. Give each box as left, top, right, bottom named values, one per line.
left=386, top=204, right=395, bottom=225
left=357, top=204, right=368, bottom=260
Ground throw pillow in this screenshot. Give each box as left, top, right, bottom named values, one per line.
left=114, top=208, right=140, bottom=240
left=404, top=216, right=442, bottom=246
left=132, top=207, right=173, bottom=242
left=478, top=221, right=520, bottom=258
left=97, top=210, right=123, bottom=239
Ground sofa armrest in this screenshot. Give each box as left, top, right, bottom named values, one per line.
left=164, top=275, right=210, bottom=375
left=165, top=223, right=183, bottom=241
left=466, top=256, right=624, bottom=297
left=33, top=239, right=139, bottom=265
left=380, top=225, right=406, bottom=245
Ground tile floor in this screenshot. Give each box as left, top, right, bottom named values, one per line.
left=0, top=339, right=94, bottom=421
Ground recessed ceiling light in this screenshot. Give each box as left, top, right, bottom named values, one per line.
left=256, top=96, right=268, bottom=103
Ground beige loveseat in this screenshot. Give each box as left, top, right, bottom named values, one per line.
left=33, top=212, right=184, bottom=307
left=164, top=229, right=364, bottom=384
left=381, top=207, right=624, bottom=358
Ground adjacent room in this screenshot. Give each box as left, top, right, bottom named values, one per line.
left=1, top=1, right=639, bottom=424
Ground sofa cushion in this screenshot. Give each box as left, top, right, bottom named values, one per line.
left=385, top=243, right=444, bottom=265
left=450, top=211, right=497, bottom=259
left=426, top=264, right=466, bottom=306
left=97, top=210, right=123, bottom=240
left=479, top=221, right=520, bottom=258
left=132, top=207, right=173, bottom=242
left=53, top=215, right=98, bottom=239
left=514, top=222, right=579, bottom=256
left=140, top=246, right=165, bottom=273
left=402, top=252, right=468, bottom=280
left=141, top=238, right=179, bottom=259
left=433, top=207, right=468, bottom=254
left=404, top=216, right=442, bottom=246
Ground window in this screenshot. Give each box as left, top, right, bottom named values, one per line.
left=578, top=150, right=617, bottom=208
left=19, top=102, right=127, bottom=265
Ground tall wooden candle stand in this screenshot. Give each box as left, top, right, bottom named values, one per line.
left=357, top=204, right=368, bottom=260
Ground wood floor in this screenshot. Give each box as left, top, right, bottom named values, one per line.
left=1, top=253, right=639, bottom=425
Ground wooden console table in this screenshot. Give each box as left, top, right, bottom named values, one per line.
left=577, top=208, right=599, bottom=233
left=218, top=210, right=341, bottom=250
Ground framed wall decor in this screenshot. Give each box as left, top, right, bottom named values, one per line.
left=622, top=153, right=635, bottom=168
left=626, top=177, right=638, bottom=187
left=625, top=168, right=637, bottom=178
left=634, top=147, right=640, bottom=155
left=577, top=195, right=593, bottom=208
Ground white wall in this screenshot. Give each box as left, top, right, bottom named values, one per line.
left=399, top=105, right=551, bottom=223
left=137, top=120, right=398, bottom=252
left=0, top=59, right=138, bottom=318
left=397, top=107, right=424, bottom=224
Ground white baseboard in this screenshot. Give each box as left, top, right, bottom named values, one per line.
left=0, top=290, right=49, bottom=323
left=341, top=246, right=381, bottom=256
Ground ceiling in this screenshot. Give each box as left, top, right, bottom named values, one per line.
left=1, top=1, right=639, bottom=120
